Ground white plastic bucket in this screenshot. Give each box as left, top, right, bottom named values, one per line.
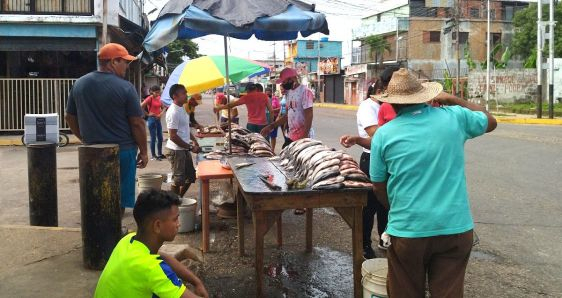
left=178, top=198, right=197, bottom=233
left=361, top=258, right=388, bottom=298
left=138, top=174, right=163, bottom=194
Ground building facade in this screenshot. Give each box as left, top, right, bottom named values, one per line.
left=0, top=0, right=148, bottom=131
left=284, top=39, right=343, bottom=103
left=346, top=0, right=531, bottom=104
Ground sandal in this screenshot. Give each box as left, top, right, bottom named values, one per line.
left=294, top=208, right=305, bottom=215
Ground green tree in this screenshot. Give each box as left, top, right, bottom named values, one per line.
left=511, top=3, right=562, bottom=67
left=166, top=39, right=201, bottom=65
left=364, top=35, right=391, bottom=70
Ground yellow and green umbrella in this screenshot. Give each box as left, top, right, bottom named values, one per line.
left=162, top=55, right=269, bottom=105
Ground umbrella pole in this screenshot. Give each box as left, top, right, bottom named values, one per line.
left=224, top=35, right=232, bottom=155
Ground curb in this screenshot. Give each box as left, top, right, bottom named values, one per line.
left=0, top=224, right=81, bottom=232
left=314, top=103, right=562, bottom=126
left=314, top=103, right=358, bottom=111
left=494, top=118, right=562, bottom=125
left=0, top=136, right=82, bottom=146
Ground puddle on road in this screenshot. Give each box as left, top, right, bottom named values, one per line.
left=471, top=250, right=499, bottom=261
left=265, top=246, right=353, bottom=297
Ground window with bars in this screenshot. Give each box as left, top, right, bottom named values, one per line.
left=470, top=7, right=480, bottom=18
left=0, top=0, right=93, bottom=15
left=424, top=31, right=441, bottom=43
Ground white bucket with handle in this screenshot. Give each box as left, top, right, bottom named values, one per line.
left=178, top=198, right=197, bottom=233
left=361, top=258, right=388, bottom=298
left=137, top=174, right=164, bottom=194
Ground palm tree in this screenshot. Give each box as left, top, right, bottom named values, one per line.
left=364, top=35, right=391, bottom=71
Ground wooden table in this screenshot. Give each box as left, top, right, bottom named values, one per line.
left=228, top=156, right=368, bottom=298
left=196, top=159, right=233, bottom=252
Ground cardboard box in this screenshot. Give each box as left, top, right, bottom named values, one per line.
left=24, top=113, right=59, bottom=145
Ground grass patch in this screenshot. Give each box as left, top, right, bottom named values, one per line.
left=488, top=102, right=562, bottom=116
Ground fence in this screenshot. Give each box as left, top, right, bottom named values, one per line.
left=0, top=78, right=75, bottom=131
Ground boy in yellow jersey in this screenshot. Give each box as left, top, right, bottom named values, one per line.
left=94, top=190, right=208, bottom=298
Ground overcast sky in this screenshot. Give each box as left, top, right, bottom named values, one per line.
left=143, top=0, right=382, bottom=66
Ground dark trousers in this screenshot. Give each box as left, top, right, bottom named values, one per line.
left=147, top=116, right=163, bottom=158
left=359, top=151, right=388, bottom=248
left=387, top=230, right=474, bottom=297
left=281, top=136, right=293, bottom=149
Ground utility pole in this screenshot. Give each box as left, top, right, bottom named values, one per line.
left=455, top=0, right=460, bottom=97
left=395, top=18, right=400, bottom=62
left=537, top=0, right=543, bottom=118
left=102, top=0, right=108, bottom=45
left=548, top=0, right=556, bottom=119
left=317, top=38, right=321, bottom=102
left=273, top=41, right=277, bottom=83
left=486, top=0, right=491, bottom=111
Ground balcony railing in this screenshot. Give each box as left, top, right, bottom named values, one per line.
left=0, top=0, right=93, bottom=15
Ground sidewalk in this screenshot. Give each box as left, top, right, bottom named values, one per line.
left=313, top=103, right=562, bottom=126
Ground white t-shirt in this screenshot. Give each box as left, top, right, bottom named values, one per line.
left=356, top=98, right=380, bottom=153
left=286, top=84, right=314, bottom=141
left=166, top=103, right=190, bottom=150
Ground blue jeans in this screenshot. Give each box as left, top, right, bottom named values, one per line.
left=119, top=147, right=137, bottom=208
left=147, top=116, right=163, bottom=158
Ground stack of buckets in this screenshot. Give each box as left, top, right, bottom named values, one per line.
left=361, top=258, right=388, bottom=298
left=137, top=174, right=197, bottom=233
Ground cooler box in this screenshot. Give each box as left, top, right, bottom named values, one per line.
left=24, top=113, right=59, bottom=145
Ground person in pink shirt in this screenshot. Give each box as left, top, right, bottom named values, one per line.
left=378, top=102, right=397, bottom=126
left=214, top=83, right=273, bottom=133
left=141, top=85, right=167, bottom=160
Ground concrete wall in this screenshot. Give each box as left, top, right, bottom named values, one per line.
left=468, top=69, right=537, bottom=103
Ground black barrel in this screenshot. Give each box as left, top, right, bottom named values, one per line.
left=27, top=143, right=58, bottom=227
left=78, top=144, right=121, bottom=270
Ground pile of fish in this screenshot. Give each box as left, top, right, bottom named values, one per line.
left=199, top=125, right=223, bottom=134
left=223, top=127, right=274, bottom=157
left=279, top=138, right=371, bottom=190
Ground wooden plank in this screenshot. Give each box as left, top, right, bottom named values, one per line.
left=201, top=180, right=210, bottom=253
left=352, top=206, right=363, bottom=298
left=276, top=215, right=282, bottom=248
left=237, top=188, right=245, bottom=256
left=334, top=207, right=354, bottom=229
left=249, top=192, right=367, bottom=211
left=253, top=211, right=266, bottom=297
left=306, top=208, right=313, bottom=252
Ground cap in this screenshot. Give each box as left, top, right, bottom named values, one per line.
left=276, top=68, right=298, bottom=84
left=98, top=43, right=136, bottom=61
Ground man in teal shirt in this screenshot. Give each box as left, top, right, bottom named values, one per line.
left=369, top=68, right=497, bottom=297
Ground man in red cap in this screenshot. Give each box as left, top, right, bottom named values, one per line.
left=261, top=68, right=314, bottom=148
left=261, top=67, right=314, bottom=215
left=65, top=43, right=148, bottom=216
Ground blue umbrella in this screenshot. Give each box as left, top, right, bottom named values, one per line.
left=143, top=0, right=329, bottom=52
left=143, top=0, right=329, bottom=154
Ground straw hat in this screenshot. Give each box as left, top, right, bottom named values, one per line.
left=371, top=68, right=442, bottom=104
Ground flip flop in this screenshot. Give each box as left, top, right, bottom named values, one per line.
left=294, top=208, right=305, bottom=215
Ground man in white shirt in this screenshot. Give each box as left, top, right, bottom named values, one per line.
left=165, top=84, right=200, bottom=197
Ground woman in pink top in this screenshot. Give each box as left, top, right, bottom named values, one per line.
left=141, top=85, right=167, bottom=160
left=378, top=102, right=397, bottom=126
left=214, top=83, right=273, bottom=133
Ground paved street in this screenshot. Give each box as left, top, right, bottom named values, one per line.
left=1, top=95, right=561, bottom=297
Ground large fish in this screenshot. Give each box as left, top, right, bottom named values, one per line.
left=344, top=173, right=370, bottom=183
left=294, top=145, right=329, bottom=169
left=312, top=182, right=344, bottom=190
left=343, top=180, right=371, bottom=188
left=311, top=166, right=340, bottom=185
left=340, top=168, right=365, bottom=176
left=308, top=158, right=341, bottom=180
left=311, top=175, right=345, bottom=190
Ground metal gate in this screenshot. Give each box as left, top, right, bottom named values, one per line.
left=0, top=78, right=75, bottom=131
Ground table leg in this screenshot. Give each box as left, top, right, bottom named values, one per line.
left=352, top=206, right=363, bottom=298
left=201, top=179, right=210, bottom=253
left=253, top=211, right=266, bottom=297
left=276, top=214, right=282, bottom=248
left=237, top=190, right=245, bottom=256
left=306, top=208, right=313, bottom=253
